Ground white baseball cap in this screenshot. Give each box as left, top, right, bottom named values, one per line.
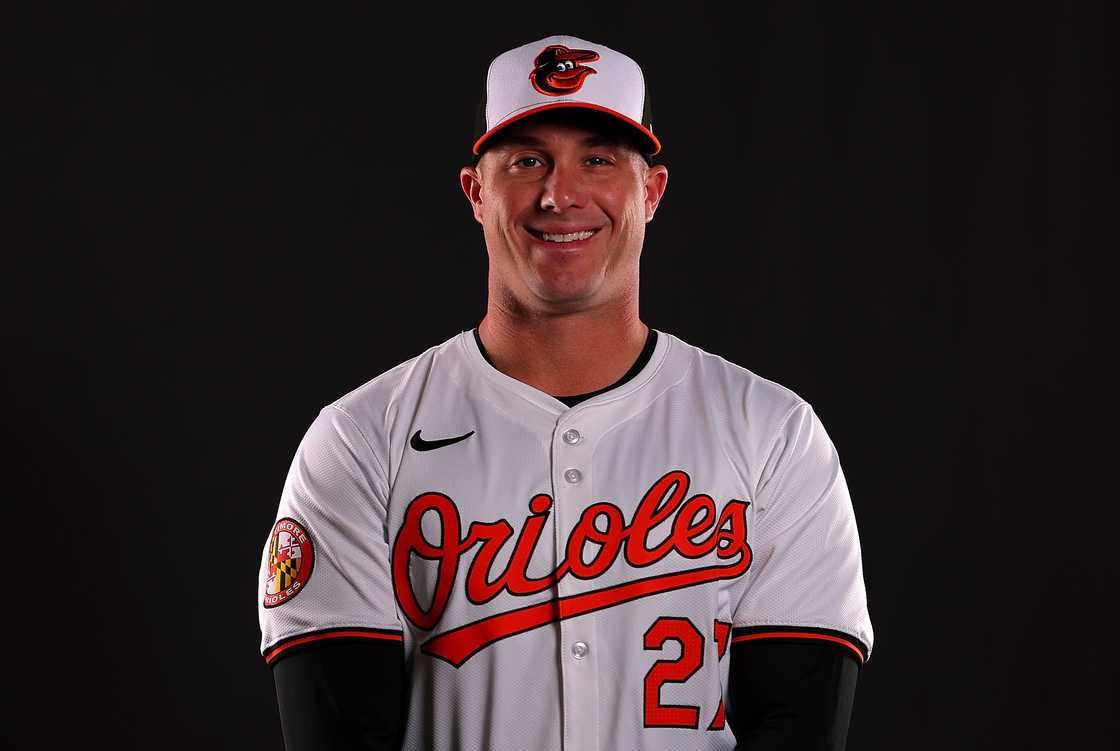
left=472, top=35, right=660, bottom=156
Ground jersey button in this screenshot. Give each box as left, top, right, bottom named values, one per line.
left=564, top=468, right=582, bottom=484
left=572, top=641, right=589, bottom=659
left=562, top=428, right=582, bottom=445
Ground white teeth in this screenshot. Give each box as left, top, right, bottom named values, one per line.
left=540, top=230, right=595, bottom=243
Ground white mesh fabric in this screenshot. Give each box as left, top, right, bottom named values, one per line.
left=730, top=402, right=873, bottom=656
left=257, top=330, right=873, bottom=750
left=258, top=404, right=402, bottom=653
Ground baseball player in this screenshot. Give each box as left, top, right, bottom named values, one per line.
left=259, top=35, right=873, bottom=751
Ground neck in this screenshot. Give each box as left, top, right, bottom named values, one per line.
left=478, top=299, right=648, bottom=397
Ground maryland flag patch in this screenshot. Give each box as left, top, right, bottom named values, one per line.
left=263, top=517, right=315, bottom=608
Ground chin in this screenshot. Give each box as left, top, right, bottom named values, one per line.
left=529, top=269, right=604, bottom=304
left=529, top=281, right=601, bottom=309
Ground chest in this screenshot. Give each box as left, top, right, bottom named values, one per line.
left=385, top=399, right=758, bottom=661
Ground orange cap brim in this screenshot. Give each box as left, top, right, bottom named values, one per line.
left=472, top=102, right=661, bottom=156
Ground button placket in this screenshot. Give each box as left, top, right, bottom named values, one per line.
left=551, top=420, right=599, bottom=750
left=558, top=424, right=587, bottom=488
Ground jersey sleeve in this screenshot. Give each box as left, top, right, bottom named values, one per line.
left=258, top=404, right=404, bottom=666
left=731, top=401, right=873, bottom=664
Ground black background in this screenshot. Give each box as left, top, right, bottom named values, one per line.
left=9, top=2, right=1112, bottom=748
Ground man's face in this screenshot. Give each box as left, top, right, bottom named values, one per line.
left=461, top=115, right=668, bottom=315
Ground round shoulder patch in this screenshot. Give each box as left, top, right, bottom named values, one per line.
left=263, top=517, right=315, bottom=608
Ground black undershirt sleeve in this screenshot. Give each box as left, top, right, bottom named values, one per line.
left=727, top=640, right=860, bottom=751
left=272, top=636, right=856, bottom=751
left=274, top=329, right=853, bottom=751
left=272, top=640, right=406, bottom=751
left=271, top=638, right=857, bottom=751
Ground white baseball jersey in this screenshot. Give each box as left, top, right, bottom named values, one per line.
left=258, top=328, right=873, bottom=751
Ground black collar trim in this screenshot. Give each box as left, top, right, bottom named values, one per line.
left=472, top=327, right=658, bottom=407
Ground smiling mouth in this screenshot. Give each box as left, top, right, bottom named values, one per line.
left=527, top=228, right=600, bottom=244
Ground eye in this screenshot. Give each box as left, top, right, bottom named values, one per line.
left=514, top=156, right=541, bottom=168
left=586, top=155, right=612, bottom=166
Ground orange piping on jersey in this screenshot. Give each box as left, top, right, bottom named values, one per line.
left=731, top=631, right=865, bottom=664
left=264, top=630, right=404, bottom=664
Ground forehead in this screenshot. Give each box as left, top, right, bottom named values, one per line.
left=499, top=121, right=617, bottom=148
left=484, top=109, right=642, bottom=154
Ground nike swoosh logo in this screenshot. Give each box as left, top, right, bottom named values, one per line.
left=410, top=429, right=475, bottom=452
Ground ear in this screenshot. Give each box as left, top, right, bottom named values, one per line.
left=460, top=165, right=484, bottom=225
left=643, top=164, right=669, bottom=222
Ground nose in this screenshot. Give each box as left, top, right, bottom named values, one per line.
left=539, top=163, right=587, bottom=212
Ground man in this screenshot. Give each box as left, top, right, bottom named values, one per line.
left=259, top=35, right=873, bottom=751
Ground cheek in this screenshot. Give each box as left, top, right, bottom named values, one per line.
left=483, top=189, right=528, bottom=235
left=482, top=204, right=531, bottom=270
left=481, top=198, right=513, bottom=239
left=612, top=194, right=648, bottom=236
left=604, top=175, right=651, bottom=229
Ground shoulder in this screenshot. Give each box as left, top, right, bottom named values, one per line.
left=334, top=335, right=450, bottom=406
left=660, top=331, right=810, bottom=429
left=306, top=331, right=468, bottom=455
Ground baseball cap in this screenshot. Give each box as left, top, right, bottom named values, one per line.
left=472, top=35, right=660, bottom=157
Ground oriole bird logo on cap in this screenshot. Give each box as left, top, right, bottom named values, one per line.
left=529, top=44, right=599, bottom=96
